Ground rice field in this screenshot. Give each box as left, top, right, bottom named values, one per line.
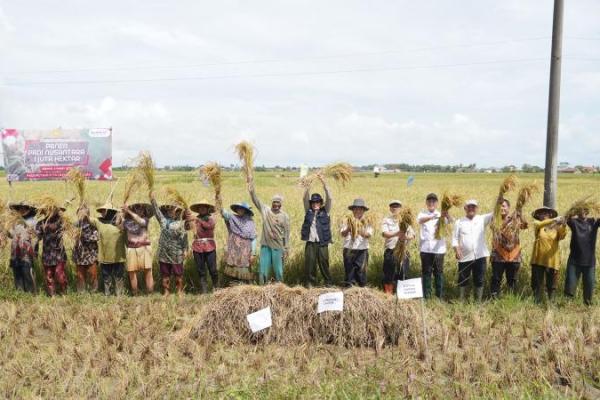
left=1, top=171, right=599, bottom=398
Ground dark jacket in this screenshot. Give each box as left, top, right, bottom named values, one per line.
left=301, top=209, right=332, bottom=245
left=567, top=217, right=600, bottom=267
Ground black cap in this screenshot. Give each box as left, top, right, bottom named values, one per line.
left=426, top=193, right=438, bottom=201
left=310, top=193, right=324, bottom=203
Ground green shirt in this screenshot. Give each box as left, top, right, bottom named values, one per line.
left=91, top=217, right=127, bottom=264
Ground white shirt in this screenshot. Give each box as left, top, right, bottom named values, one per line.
left=381, top=215, right=415, bottom=250
left=341, top=221, right=374, bottom=250
left=418, top=210, right=447, bottom=254
left=451, top=213, right=493, bottom=262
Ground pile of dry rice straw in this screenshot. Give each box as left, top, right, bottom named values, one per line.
left=191, top=284, right=432, bottom=349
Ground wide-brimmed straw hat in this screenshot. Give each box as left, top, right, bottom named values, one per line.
left=159, top=204, right=185, bottom=217
left=230, top=202, right=254, bottom=217
left=96, top=201, right=118, bottom=214
left=190, top=200, right=216, bottom=214
left=9, top=201, right=37, bottom=216
left=128, top=203, right=154, bottom=219
left=348, top=198, right=369, bottom=211
left=532, top=206, right=558, bottom=221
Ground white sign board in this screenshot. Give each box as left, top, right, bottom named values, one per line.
left=317, top=291, right=344, bottom=313
left=396, top=278, right=424, bottom=299
left=246, top=306, right=272, bottom=333
left=299, top=164, right=309, bottom=178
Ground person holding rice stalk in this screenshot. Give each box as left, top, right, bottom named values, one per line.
left=452, top=199, right=493, bottom=302
left=72, top=204, right=100, bottom=293
left=247, top=176, right=290, bottom=285
left=35, top=202, right=69, bottom=296
left=94, top=201, right=127, bottom=296
left=301, top=174, right=334, bottom=287
left=190, top=199, right=219, bottom=293
left=530, top=206, right=567, bottom=303
left=6, top=202, right=38, bottom=293
left=150, top=191, right=191, bottom=296
left=381, top=200, right=415, bottom=294
left=418, top=193, right=452, bottom=299
left=119, top=202, right=155, bottom=295
left=341, top=199, right=374, bottom=287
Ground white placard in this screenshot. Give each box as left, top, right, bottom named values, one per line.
left=317, top=291, right=344, bottom=313
left=246, top=306, right=272, bottom=333
left=396, top=278, right=424, bottom=299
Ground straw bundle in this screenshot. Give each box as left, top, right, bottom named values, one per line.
left=36, top=196, right=62, bottom=218
left=234, top=141, right=255, bottom=181
left=122, top=172, right=143, bottom=205
left=493, top=175, right=518, bottom=231
left=344, top=213, right=375, bottom=240
left=434, top=192, right=463, bottom=239
left=565, top=196, right=600, bottom=219
left=164, top=187, right=188, bottom=209
left=515, top=182, right=539, bottom=213
left=300, top=162, right=353, bottom=188
left=66, top=167, right=87, bottom=206
left=393, top=207, right=415, bottom=262
left=191, top=284, right=428, bottom=349
left=200, top=162, right=222, bottom=198
left=136, top=151, right=155, bottom=194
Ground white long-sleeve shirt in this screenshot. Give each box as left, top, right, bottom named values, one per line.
left=417, top=210, right=447, bottom=254
left=381, top=216, right=415, bottom=250
left=341, top=222, right=374, bottom=250
left=451, top=213, right=493, bottom=262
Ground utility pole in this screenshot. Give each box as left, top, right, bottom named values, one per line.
left=543, top=0, right=564, bottom=209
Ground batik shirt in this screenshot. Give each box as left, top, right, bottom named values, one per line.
left=152, top=199, right=189, bottom=264
left=9, top=216, right=38, bottom=263
left=73, top=219, right=99, bottom=265
left=36, top=216, right=67, bottom=266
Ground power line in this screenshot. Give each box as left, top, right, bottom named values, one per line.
left=2, top=57, right=551, bottom=86
left=3, top=36, right=551, bottom=75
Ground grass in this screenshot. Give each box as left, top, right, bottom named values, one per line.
left=0, top=171, right=599, bottom=398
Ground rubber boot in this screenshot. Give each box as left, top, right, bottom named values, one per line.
left=175, top=277, right=184, bottom=297
left=475, top=287, right=484, bottom=302
left=199, top=277, right=209, bottom=294
left=162, top=277, right=170, bottom=296
left=547, top=289, right=555, bottom=303
left=383, top=283, right=394, bottom=295
left=459, top=286, right=466, bottom=302
left=434, top=273, right=444, bottom=299
left=422, top=275, right=432, bottom=299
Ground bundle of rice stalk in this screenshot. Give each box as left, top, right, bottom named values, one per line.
left=36, top=196, right=62, bottom=218
left=136, top=151, right=155, bottom=194
left=200, top=162, right=222, bottom=197
left=493, top=175, right=518, bottom=231
left=122, top=172, right=142, bottom=205
left=190, top=284, right=428, bottom=350
left=565, top=196, right=600, bottom=219
left=515, top=182, right=539, bottom=213
left=3, top=210, right=25, bottom=233
left=393, top=208, right=415, bottom=261
left=434, top=192, right=463, bottom=239
left=234, top=141, right=255, bottom=181
left=344, top=212, right=375, bottom=240
left=300, top=162, right=354, bottom=188
left=164, top=186, right=188, bottom=209
left=66, top=167, right=87, bottom=206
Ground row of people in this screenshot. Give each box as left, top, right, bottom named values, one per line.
left=4, top=179, right=598, bottom=304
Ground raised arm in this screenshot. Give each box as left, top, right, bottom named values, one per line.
left=150, top=196, right=166, bottom=228
left=303, top=186, right=310, bottom=212
left=323, top=180, right=333, bottom=214
left=248, top=180, right=263, bottom=211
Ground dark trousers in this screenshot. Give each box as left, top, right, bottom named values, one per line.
left=531, top=264, right=558, bottom=303
left=304, top=242, right=332, bottom=286
left=194, top=250, right=218, bottom=293
left=10, top=259, right=35, bottom=293
left=343, top=248, right=368, bottom=287
left=490, top=261, right=520, bottom=297
left=458, top=257, right=486, bottom=288
left=564, top=257, right=595, bottom=305
left=420, top=252, right=444, bottom=299
left=383, top=248, right=409, bottom=284
left=101, top=263, right=125, bottom=295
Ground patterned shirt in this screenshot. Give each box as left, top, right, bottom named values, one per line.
left=36, top=216, right=67, bottom=266
left=192, top=215, right=216, bottom=253
left=9, top=216, right=38, bottom=263
left=73, top=219, right=99, bottom=266
left=122, top=217, right=150, bottom=248
left=152, top=199, right=189, bottom=264
left=491, top=214, right=527, bottom=263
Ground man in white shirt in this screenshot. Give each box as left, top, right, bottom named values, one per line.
left=417, top=193, right=450, bottom=299
left=452, top=199, right=493, bottom=301
left=340, top=198, right=374, bottom=287
left=381, top=200, right=415, bottom=294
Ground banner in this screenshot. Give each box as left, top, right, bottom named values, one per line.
left=1, top=128, right=113, bottom=181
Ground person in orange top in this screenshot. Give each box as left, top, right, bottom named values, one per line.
left=530, top=206, right=567, bottom=303
left=490, top=198, right=528, bottom=298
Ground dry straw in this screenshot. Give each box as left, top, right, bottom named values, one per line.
left=199, top=162, right=223, bottom=210
left=435, top=192, right=463, bottom=239
left=234, top=141, right=255, bottom=181
left=300, top=162, right=353, bottom=188
left=393, top=207, right=415, bottom=262
left=515, top=182, right=539, bottom=213
left=122, top=171, right=143, bottom=205
left=164, top=187, right=188, bottom=209
left=191, top=284, right=427, bottom=350
left=493, top=175, right=518, bottom=231
left=136, top=151, right=155, bottom=194
left=344, top=212, right=375, bottom=240
left=565, top=196, right=600, bottom=218
left=66, top=167, right=87, bottom=206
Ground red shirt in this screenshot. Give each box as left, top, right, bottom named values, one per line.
left=192, top=216, right=216, bottom=253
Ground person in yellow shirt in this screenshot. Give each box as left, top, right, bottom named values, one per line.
left=530, top=206, right=567, bottom=303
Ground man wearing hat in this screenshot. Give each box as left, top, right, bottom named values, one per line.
left=530, top=206, right=567, bottom=303
left=150, top=191, right=191, bottom=296
left=6, top=202, right=38, bottom=293
left=94, top=202, right=127, bottom=295
left=340, top=198, right=374, bottom=287
left=119, top=202, right=154, bottom=295
left=301, top=174, right=333, bottom=287
left=190, top=199, right=218, bottom=294
left=381, top=200, right=415, bottom=294
left=35, top=203, right=68, bottom=296
left=248, top=179, right=290, bottom=285
left=417, top=193, right=450, bottom=299
left=451, top=199, right=493, bottom=301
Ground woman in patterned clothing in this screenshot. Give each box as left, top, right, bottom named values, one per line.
left=36, top=206, right=68, bottom=296
left=190, top=199, right=218, bottom=293
left=220, top=195, right=257, bottom=284
left=7, top=202, right=38, bottom=293
left=73, top=204, right=100, bottom=293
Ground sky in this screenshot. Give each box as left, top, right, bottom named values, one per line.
left=0, top=0, right=599, bottom=168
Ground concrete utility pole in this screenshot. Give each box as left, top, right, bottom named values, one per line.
left=543, top=0, right=564, bottom=209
